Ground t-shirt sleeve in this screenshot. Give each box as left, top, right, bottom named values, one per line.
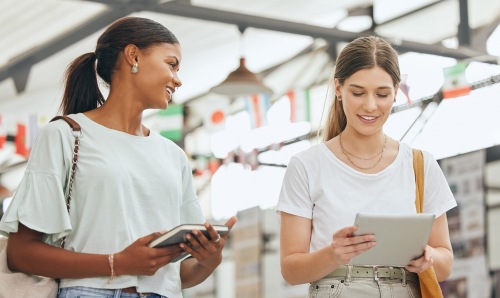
left=0, top=122, right=73, bottom=245
left=178, top=150, right=204, bottom=224
left=276, top=156, right=313, bottom=219
left=422, top=151, right=457, bottom=217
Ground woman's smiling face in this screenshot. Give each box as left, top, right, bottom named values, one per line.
left=336, top=66, right=397, bottom=136
left=134, top=42, right=182, bottom=110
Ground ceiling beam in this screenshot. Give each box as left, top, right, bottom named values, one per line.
left=471, top=17, right=500, bottom=52
left=90, top=0, right=495, bottom=61
left=149, top=1, right=494, bottom=61
left=458, top=0, right=471, bottom=45
left=0, top=6, right=135, bottom=93
left=1, top=0, right=497, bottom=92
left=376, top=0, right=445, bottom=26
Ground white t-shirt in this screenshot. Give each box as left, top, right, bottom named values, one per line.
left=0, top=113, right=205, bottom=297
left=276, top=142, right=457, bottom=253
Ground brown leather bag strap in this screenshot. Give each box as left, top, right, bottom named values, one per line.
left=50, top=116, right=81, bottom=132
left=50, top=116, right=82, bottom=248
left=412, top=148, right=424, bottom=213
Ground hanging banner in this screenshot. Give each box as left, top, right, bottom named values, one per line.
left=157, top=105, right=184, bottom=141
left=442, top=62, right=471, bottom=99
left=245, top=94, right=269, bottom=129
left=287, top=88, right=311, bottom=123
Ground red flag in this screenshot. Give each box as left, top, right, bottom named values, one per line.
left=0, top=115, right=6, bottom=149
left=15, top=123, right=29, bottom=158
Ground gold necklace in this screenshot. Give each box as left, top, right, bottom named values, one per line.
left=339, top=133, right=388, bottom=170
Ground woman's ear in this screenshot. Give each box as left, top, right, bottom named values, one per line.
left=123, top=44, right=139, bottom=66
left=334, top=78, right=342, bottom=101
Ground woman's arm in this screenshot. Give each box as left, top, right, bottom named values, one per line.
left=180, top=216, right=237, bottom=289
left=7, top=223, right=185, bottom=279
left=280, top=212, right=376, bottom=285
left=407, top=213, right=453, bottom=281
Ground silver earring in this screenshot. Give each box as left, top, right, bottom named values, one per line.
left=131, top=62, right=138, bottom=74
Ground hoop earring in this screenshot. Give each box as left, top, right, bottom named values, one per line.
left=131, top=62, right=139, bottom=74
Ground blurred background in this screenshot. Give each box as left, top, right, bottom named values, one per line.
left=0, top=0, right=499, bottom=297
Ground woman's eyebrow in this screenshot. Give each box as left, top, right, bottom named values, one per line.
left=348, top=84, right=392, bottom=90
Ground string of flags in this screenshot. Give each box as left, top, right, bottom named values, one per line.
left=1, top=62, right=494, bottom=170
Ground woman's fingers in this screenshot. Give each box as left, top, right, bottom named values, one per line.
left=406, top=246, right=433, bottom=273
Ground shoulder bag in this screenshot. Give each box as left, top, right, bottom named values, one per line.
left=412, top=148, right=444, bottom=298
left=0, top=116, right=81, bottom=298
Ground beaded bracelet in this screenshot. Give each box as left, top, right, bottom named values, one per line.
left=108, top=254, right=116, bottom=284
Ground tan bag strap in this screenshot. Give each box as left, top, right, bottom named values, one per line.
left=413, top=148, right=424, bottom=213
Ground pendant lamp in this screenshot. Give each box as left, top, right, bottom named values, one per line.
left=210, top=27, right=273, bottom=97
left=210, top=57, right=273, bottom=97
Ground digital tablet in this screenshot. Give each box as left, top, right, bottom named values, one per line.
left=348, top=213, right=435, bottom=267
left=148, top=224, right=229, bottom=262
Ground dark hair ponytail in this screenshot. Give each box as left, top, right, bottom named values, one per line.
left=60, top=52, right=104, bottom=115
left=60, top=17, right=179, bottom=115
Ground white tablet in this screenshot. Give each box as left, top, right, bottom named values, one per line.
left=349, top=213, right=435, bottom=267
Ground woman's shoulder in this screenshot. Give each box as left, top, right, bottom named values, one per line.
left=288, top=143, right=328, bottom=170
left=37, top=115, right=77, bottom=140
left=149, top=130, right=188, bottom=158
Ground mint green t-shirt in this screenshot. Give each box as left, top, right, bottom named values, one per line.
left=0, top=113, right=205, bottom=297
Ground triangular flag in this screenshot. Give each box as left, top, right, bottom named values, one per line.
left=157, top=104, right=184, bottom=141
left=287, top=88, right=311, bottom=123
left=245, top=94, right=270, bottom=128
left=208, top=157, right=221, bottom=175
left=203, top=98, right=229, bottom=133
left=0, top=115, right=6, bottom=149
left=399, top=74, right=411, bottom=104
left=442, top=62, right=471, bottom=99
left=15, top=123, right=29, bottom=158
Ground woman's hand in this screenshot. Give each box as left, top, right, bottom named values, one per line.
left=179, top=216, right=237, bottom=270
left=114, top=232, right=185, bottom=276
left=330, top=226, right=376, bottom=265
left=406, top=245, right=434, bottom=273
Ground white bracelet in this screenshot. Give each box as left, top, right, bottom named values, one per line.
left=108, top=254, right=116, bottom=284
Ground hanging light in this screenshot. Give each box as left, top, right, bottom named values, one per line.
left=210, top=57, right=273, bottom=97
left=210, top=26, right=273, bottom=97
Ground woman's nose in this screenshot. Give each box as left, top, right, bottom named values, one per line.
left=363, top=95, right=377, bottom=112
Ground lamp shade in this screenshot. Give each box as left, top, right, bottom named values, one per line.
left=210, top=58, right=273, bottom=97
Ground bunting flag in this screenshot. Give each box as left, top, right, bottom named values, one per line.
left=203, top=98, right=229, bottom=133
left=287, top=88, right=311, bottom=123
left=208, top=157, right=221, bottom=175
left=442, top=62, right=471, bottom=99
left=157, top=104, right=184, bottom=141
left=399, top=74, right=411, bottom=104
left=0, top=115, right=6, bottom=149
left=15, top=123, right=29, bottom=158
left=245, top=94, right=270, bottom=129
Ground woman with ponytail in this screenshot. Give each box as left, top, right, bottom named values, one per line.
left=277, top=36, right=456, bottom=297
left=0, top=17, right=236, bottom=298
